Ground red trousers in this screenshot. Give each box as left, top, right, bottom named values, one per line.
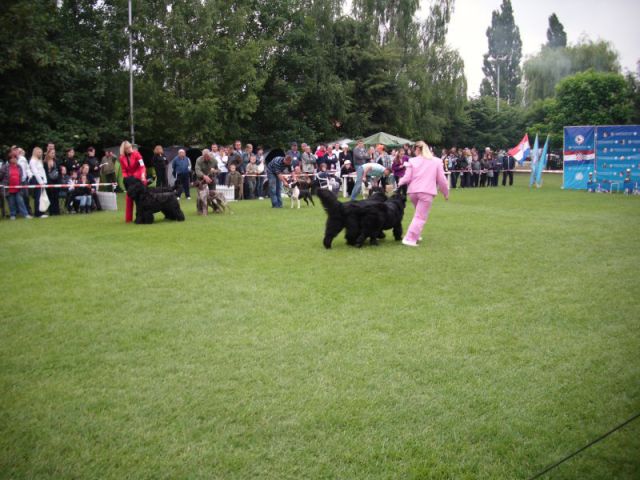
left=125, top=194, right=134, bottom=223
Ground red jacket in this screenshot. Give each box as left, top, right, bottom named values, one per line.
left=119, top=151, right=146, bottom=179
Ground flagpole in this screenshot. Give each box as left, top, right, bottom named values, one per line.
left=128, top=0, right=135, bottom=145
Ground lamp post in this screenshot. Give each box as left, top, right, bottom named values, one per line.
left=492, top=55, right=508, bottom=113
left=128, top=0, right=135, bottom=144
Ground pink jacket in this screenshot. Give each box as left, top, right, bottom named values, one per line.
left=398, top=155, right=449, bottom=198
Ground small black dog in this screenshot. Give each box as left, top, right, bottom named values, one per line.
left=317, top=189, right=405, bottom=248
left=124, top=177, right=185, bottom=224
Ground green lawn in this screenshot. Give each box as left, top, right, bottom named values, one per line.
left=1, top=173, right=639, bottom=479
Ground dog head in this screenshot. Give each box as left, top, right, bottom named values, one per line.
left=124, top=177, right=145, bottom=200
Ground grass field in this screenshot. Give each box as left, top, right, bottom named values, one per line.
left=1, top=173, right=639, bottom=479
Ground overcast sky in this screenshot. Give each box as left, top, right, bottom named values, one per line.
left=431, top=0, right=640, bottom=97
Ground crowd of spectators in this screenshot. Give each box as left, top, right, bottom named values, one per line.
left=1, top=139, right=519, bottom=219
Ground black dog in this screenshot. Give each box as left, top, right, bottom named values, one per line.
left=124, top=177, right=185, bottom=224
left=317, top=189, right=405, bottom=248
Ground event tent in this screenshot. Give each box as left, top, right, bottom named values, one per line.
left=350, top=132, right=414, bottom=148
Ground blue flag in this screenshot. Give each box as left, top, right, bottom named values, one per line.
left=529, top=134, right=539, bottom=187
left=535, top=135, right=550, bottom=186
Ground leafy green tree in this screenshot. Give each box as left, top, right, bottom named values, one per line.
left=546, top=13, right=566, bottom=48
left=479, top=0, right=522, bottom=105
left=538, top=71, right=633, bottom=145
left=523, top=39, right=620, bottom=105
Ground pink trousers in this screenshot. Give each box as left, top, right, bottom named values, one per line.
left=404, top=192, right=434, bottom=243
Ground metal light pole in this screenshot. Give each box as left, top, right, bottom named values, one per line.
left=128, top=0, right=135, bottom=144
left=493, top=55, right=507, bottom=113
left=496, top=62, right=500, bottom=113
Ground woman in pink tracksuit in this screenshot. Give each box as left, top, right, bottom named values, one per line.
left=397, top=141, right=449, bottom=247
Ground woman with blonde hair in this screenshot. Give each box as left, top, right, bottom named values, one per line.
left=152, top=145, right=168, bottom=187
left=397, top=140, right=449, bottom=247
left=29, top=147, right=48, bottom=217
left=119, top=140, right=146, bottom=223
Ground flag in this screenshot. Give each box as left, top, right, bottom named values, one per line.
left=535, top=135, right=550, bottom=186
left=529, top=134, right=539, bottom=187
left=508, top=134, right=531, bottom=165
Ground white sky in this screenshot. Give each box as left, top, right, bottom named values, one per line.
left=435, top=0, right=640, bottom=97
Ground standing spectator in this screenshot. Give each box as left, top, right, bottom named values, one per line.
left=315, top=145, right=328, bottom=170
left=502, top=151, right=515, bottom=186
left=195, top=149, right=218, bottom=190
left=15, top=147, right=33, bottom=214
left=64, top=148, right=80, bottom=174
left=44, top=149, right=61, bottom=215
left=460, top=148, right=472, bottom=188
left=492, top=150, right=502, bottom=187
left=484, top=150, right=496, bottom=187
left=0, top=148, right=31, bottom=220
left=392, top=150, right=408, bottom=196
left=226, top=163, right=244, bottom=200
left=325, top=146, right=338, bottom=171
left=397, top=141, right=449, bottom=247
left=255, top=147, right=265, bottom=199
left=266, top=155, right=293, bottom=208
left=228, top=140, right=243, bottom=172
left=216, top=144, right=228, bottom=186
left=338, top=144, right=352, bottom=167
left=286, top=142, right=301, bottom=169
left=29, top=147, right=48, bottom=218
left=352, top=139, right=368, bottom=168
left=100, top=150, right=117, bottom=190
left=152, top=145, right=168, bottom=187
left=471, top=152, right=481, bottom=188
left=245, top=154, right=260, bottom=199
left=84, top=147, right=100, bottom=179
left=301, top=144, right=316, bottom=174
left=447, top=149, right=459, bottom=189
left=120, top=140, right=147, bottom=223
left=171, top=149, right=191, bottom=200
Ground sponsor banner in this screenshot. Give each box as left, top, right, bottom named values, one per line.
left=564, top=162, right=594, bottom=190
left=564, top=126, right=596, bottom=189
left=596, top=125, right=640, bottom=184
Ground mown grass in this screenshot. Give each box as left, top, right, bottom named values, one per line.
left=1, top=173, right=639, bottom=479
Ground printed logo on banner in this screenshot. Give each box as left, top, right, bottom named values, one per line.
left=575, top=135, right=585, bottom=145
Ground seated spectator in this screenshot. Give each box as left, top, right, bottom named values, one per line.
left=317, top=163, right=340, bottom=194
left=340, top=159, right=356, bottom=195
left=75, top=165, right=95, bottom=213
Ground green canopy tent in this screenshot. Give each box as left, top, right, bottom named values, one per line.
left=349, top=132, right=415, bottom=149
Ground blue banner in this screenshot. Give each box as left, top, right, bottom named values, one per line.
left=595, top=126, right=640, bottom=190
left=563, top=126, right=596, bottom=189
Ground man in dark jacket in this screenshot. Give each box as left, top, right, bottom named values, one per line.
left=502, top=153, right=515, bottom=186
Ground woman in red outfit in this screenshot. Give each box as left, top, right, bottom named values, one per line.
left=119, top=141, right=146, bottom=223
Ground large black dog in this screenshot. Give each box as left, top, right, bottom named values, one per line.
left=124, top=177, right=185, bottom=224
left=317, top=189, right=406, bottom=248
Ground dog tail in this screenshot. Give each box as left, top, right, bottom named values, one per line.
left=317, top=189, right=343, bottom=217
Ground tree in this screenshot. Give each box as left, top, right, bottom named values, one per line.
left=523, top=39, right=620, bottom=105
left=539, top=71, right=634, bottom=145
left=479, top=0, right=522, bottom=105
left=546, top=13, right=566, bottom=48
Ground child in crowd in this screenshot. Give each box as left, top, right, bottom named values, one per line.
left=245, top=154, right=259, bottom=199
left=75, top=167, right=95, bottom=213
left=226, top=163, right=244, bottom=200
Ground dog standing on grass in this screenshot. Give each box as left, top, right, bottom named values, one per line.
left=193, top=179, right=231, bottom=215
left=286, top=181, right=315, bottom=208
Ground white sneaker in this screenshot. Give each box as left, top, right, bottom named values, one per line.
left=402, top=239, right=418, bottom=247
left=187, top=197, right=191, bottom=200
left=10, top=216, right=16, bottom=220
left=418, top=236, right=423, bottom=243
left=40, top=214, right=49, bottom=218
left=25, top=215, right=33, bottom=219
